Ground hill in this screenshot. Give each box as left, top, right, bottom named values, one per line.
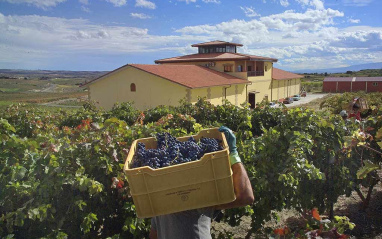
left=0, top=69, right=107, bottom=80
left=295, top=62, right=382, bottom=74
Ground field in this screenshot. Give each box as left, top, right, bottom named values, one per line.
left=0, top=69, right=106, bottom=110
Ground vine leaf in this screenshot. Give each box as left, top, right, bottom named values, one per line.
left=356, top=160, right=380, bottom=179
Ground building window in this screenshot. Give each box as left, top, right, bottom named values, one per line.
left=237, top=65, right=242, bottom=72
left=224, top=65, right=233, bottom=72
left=130, top=83, right=136, bottom=92
left=226, top=45, right=236, bottom=53
left=373, top=82, right=378, bottom=86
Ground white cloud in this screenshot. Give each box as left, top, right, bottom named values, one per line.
left=177, top=0, right=196, bottom=3
left=1, top=0, right=66, bottom=9
left=332, top=30, right=382, bottom=50
left=348, top=18, right=360, bottom=23
left=0, top=1, right=380, bottom=71
left=135, top=0, right=156, bottom=9
left=106, top=0, right=126, bottom=7
left=295, top=0, right=325, bottom=9
left=280, top=0, right=289, bottom=7
left=173, top=5, right=382, bottom=70
left=310, top=0, right=324, bottom=9
left=202, top=0, right=220, bottom=3
left=0, top=12, right=201, bottom=64
left=295, top=0, right=310, bottom=6
left=176, top=19, right=270, bottom=46
left=130, top=13, right=152, bottom=19
left=342, top=0, right=374, bottom=6
left=81, top=6, right=91, bottom=12
left=79, top=0, right=88, bottom=4
left=260, top=8, right=344, bottom=31
left=240, top=6, right=260, bottom=18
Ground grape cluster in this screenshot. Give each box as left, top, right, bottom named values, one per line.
left=130, top=132, right=223, bottom=169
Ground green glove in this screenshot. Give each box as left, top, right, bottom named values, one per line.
left=219, top=126, right=241, bottom=165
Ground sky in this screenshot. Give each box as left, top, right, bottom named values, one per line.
left=0, top=0, right=381, bottom=72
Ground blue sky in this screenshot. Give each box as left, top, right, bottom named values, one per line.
left=0, top=0, right=381, bottom=71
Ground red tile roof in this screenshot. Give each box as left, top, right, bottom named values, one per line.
left=272, top=68, right=303, bottom=80
left=83, top=64, right=250, bottom=89
left=191, top=40, right=243, bottom=47
left=324, top=77, right=382, bottom=82
left=155, top=52, right=277, bottom=64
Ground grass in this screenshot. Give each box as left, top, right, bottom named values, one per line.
left=0, top=88, right=19, bottom=92
left=0, top=78, right=47, bottom=92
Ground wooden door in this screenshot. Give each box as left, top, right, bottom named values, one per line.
left=248, top=93, right=256, bottom=108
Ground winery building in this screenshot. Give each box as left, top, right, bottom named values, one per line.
left=323, top=77, right=382, bottom=93
left=84, top=41, right=302, bottom=110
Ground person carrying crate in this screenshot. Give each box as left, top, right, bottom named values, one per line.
left=149, top=126, right=254, bottom=239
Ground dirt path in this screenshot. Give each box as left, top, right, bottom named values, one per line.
left=39, top=98, right=82, bottom=108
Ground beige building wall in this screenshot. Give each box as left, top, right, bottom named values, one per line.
left=272, top=78, right=301, bottom=101
left=88, top=66, right=249, bottom=110
left=189, top=84, right=247, bottom=106
left=88, top=66, right=187, bottom=110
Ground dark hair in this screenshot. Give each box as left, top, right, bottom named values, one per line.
left=353, top=103, right=360, bottom=109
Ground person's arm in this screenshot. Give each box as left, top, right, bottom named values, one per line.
left=215, top=162, right=254, bottom=210
left=149, top=217, right=158, bottom=239
left=215, top=126, right=254, bottom=210
left=149, top=227, right=158, bottom=239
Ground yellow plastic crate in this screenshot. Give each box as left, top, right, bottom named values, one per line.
left=123, top=128, right=235, bottom=218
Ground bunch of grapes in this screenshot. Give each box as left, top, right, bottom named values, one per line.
left=130, top=132, right=223, bottom=169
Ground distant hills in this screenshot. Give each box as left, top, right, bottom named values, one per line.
left=0, top=69, right=107, bottom=79
left=1, top=62, right=381, bottom=78
left=294, top=62, right=382, bottom=74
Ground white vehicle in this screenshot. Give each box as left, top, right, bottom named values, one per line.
left=269, top=102, right=278, bottom=108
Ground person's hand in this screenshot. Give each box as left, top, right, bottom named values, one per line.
left=219, top=126, right=241, bottom=165
left=218, top=126, right=237, bottom=154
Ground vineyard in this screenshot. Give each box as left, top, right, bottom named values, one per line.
left=1, top=93, right=382, bottom=238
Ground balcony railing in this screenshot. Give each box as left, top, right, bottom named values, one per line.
left=247, top=71, right=264, bottom=77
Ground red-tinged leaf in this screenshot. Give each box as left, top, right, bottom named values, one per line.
left=117, top=180, right=124, bottom=189
left=312, top=208, right=321, bottom=221
left=273, top=228, right=285, bottom=235
left=338, top=234, right=349, bottom=239
left=365, top=127, right=374, bottom=132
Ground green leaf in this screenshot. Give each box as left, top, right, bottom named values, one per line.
left=15, top=166, right=27, bottom=180
left=357, top=160, right=380, bottom=179
left=130, top=224, right=136, bottom=230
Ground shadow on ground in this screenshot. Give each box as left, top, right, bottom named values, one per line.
left=335, top=190, right=382, bottom=239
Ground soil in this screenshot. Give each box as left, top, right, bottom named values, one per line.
left=212, top=180, right=382, bottom=238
